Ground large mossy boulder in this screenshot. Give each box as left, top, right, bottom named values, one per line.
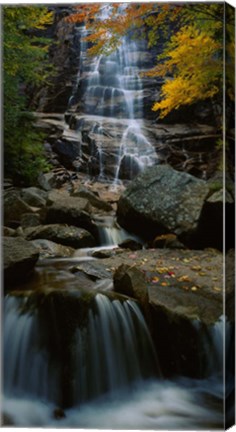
left=117, top=165, right=224, bottom=249
left=3, top=237, right=39, bottom=288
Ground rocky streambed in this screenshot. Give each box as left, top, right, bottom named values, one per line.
left=3, top=164, right=234, bottom=382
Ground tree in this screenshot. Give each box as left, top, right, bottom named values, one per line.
left=3, top=6, right=53, bottom=185
left=65, top=3, right=233, bottom=119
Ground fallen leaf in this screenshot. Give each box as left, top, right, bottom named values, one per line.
left=178, top=275, right=191, bottom=282
left=199, top=272, right=206, bottom=276
left=183, top=258, right=191, bottom=263
left=156, top=267, right=169, bottom=274
left=152, top=276, right=160, bottom=283
left=213, top=287, right=221, bottom=292
left=191, top=265, right=201, bottom=271
left=191, top=286, right=198, bottom=291
left=161, top=282, right=168, bottom=286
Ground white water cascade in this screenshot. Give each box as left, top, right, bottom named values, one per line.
left=3, top=292, right=158, bottom=411
left=3, top=292, right=231, bottom=428
left=67, top=5, right=158, bottom=183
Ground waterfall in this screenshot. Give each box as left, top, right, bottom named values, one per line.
left=3, top=298, right=229, bottom=428
left=3, top=292, right=158, bottom=409
left=66, top=5, right=158, bottom=182
left=94, top=215, right=143, bottom=246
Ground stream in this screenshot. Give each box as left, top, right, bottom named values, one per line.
left=2, top=224, right=234, bottom=429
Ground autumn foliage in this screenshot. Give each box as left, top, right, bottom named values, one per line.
left=65, top=3, right=234, bottom=119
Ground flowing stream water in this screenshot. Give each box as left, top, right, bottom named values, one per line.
left=2, top=224, right=234, bottom=428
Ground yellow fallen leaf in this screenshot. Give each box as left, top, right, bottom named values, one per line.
left=183, top=258, right=191, bottom=263
left=178, top=275, right=191, bottom=282
left=191, top=265, right=201, bottom=271
left=199, top=272, right=206, bottom=276
left=161, top=282, right=168, bottom=286
left=191, top=286, right=198, bottom=291
left=156, top=267, right=169, bottom=274
left=152, top=276, right=160, bottom=283
left=213, top=287, right=221, bottom=292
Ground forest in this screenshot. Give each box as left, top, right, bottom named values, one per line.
left=2, top=3, right=235, bottom=429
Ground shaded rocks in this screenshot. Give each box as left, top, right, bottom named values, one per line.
left=71, top=261, right=112, bottom=281
left=25, top=224, right=96, bottom=249
left=4, top=237, right=39, bottom=288
left=71, top=186, right=113, bottom=212
left=118, top=239, right=143, bottom=251
left=111, top=252, right=225, bottom=378
left=114, top=264, right=148, bottom=311
left=45, top=190, right=97, bottom=237
left=117, top=165, right=224, bottom=249
left=30, top=239, right=74, bottom=259
left=20, top=213, right=42, bottom=228
left=20, top=187, right=48, bottom=207
left=38, top=168, right=74, bottom=191
left=4, top=190, right=35, bottom=228
left=148, top=281, right=223, bottom=377
left=152, top=234, right=185, bottom=249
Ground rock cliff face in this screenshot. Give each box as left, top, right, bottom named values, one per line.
left=35, top=6, right=221, bottom=185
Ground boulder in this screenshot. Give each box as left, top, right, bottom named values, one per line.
left=20, top=213, right=41, bottom=228
left=20, top=187, right=48, bottom=208
left=3, top=227, right=16, bottom=237
left=3, top=237, right=39, bottom=287
left=110, top=248, right=225, bottom=378
left=71, top=186, right=113, bottom=212
left=25, top=224, right=96, bottom=249
left=188, top=185, right=234, bottom=251
left=116, top=165, right=221, bottom=248
left=118, top=239, right=143, bottom=251
left=148, top=279, right=223, bottom=378
left=4, top=190, right=35, bottom=227
left=152, top=233, right=185, bottom=249
left=52, top=139, right=82, bottom=169
left=71, top=261, right=112, bottom=281
left=38, top=169, right=73, bottom=192
left=30, top=239, right=74, bottom=259
left=45, top=191, right=97, bottom=237
left=113, top=264, right=148, bottom=312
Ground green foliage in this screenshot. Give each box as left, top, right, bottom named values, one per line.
left=3, top=6, right=53, bottom=185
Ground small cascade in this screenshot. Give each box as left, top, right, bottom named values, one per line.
left=66, top=5, right=158, bottom=182
left=3, top=292, right=158, bottom=409
left=4, top=296, right=60, bottom=404
left=193, top=315, right=233, bottom=379
left=95, top=215, right=143, bottom=246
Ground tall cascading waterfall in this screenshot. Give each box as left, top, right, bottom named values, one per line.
left=66, top=5, right=158, bottom=183
left=3, top=292, right=159, bottom=410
